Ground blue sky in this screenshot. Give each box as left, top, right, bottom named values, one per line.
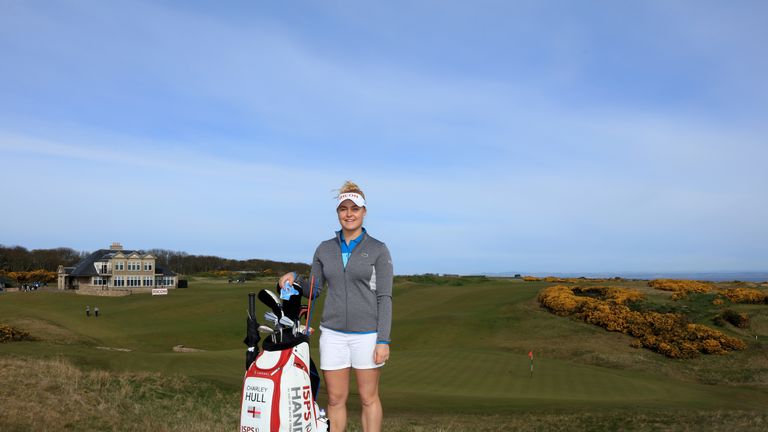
left=1, top=0, right=766, bottom=275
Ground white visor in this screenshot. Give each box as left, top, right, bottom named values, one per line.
left=337, top=192, right=366, bottom=208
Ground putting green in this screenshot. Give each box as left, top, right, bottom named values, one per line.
left=380, top=348, right=767, bottom=413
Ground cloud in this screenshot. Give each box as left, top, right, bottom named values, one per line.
left=1, top=1, right=767, bottom=273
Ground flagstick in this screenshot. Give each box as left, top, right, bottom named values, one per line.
left=529, top=351, right=534, bottom=378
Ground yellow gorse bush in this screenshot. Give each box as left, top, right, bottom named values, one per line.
left=721, top=288, right=768, bottom=304
left=538, top=285, right=746, bottom=358
left=3, top=269, right=57, bottom=283
left=0, top=324, right=33, bottom=343
left=648, top=279, right=713, bottom=300
left=649, top=278, right=712, bottom=292
left=544, top=276, right=570, bottom=283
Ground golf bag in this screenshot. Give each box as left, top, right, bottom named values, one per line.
left=239, top=286, right=327, bottom=432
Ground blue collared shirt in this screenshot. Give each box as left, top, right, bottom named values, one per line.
left=340, top=228, right=365, bottom=268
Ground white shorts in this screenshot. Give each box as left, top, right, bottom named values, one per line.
left=319, top=326, right=385, bottom=370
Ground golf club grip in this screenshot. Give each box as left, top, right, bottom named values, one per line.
left=248, top=292, right=256, bottom=317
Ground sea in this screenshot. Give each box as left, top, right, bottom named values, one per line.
left=488, top=272, right=768, bottom=282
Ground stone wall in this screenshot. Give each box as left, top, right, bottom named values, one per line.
left=75, top=287, right=132, bottom=297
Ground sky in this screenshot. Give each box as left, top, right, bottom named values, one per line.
left=1, top=0, right=767, bottom=275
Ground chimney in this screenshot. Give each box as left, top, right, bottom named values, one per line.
left=110, top=242, right=123, bottom=251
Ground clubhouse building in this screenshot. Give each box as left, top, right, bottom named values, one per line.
left=57, top=242, right=177, bottom=291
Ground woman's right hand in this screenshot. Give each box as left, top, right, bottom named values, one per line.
left=279, top=272, right=296, bottom=288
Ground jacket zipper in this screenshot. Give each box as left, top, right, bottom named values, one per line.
left=339, top=232, right=368, bottom=332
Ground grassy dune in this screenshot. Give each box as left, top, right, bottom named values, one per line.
left=0, top=356, right=235, bottom=432
left=1, top=276, right=768, bottom=430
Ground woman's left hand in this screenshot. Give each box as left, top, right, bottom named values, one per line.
left=374, top=343, right=390, bottom=364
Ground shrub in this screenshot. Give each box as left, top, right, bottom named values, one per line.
left=0, top=324, right=33, bottom=343
left=649, top=279, right=712, bottom=292
left=649, top=279, right=713, bottom=300
left=538, top=285, right=746, bottom=358
left=701, top=339, right=722, bottom=354
left=538, top=285, right=584, bottom=316
left=716, top=310, right=750, bottom=329
left=721, top=288, right=768, bottom=304
left=544, top=276, right=568, bottom=283
left=573, top=286, right=643, bottom=304
left=6, top=269, right=57, bottom=283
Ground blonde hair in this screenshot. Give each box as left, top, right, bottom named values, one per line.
left=337, top=180, right=366, bottom=199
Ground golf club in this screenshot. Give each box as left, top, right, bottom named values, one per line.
left=264, top=311, right=279, bottom=326
left=279, top=316, right=295, bottom=336
left=258, top=325, right=276, bottom=342
left=258, top=289, right=283, bottom=318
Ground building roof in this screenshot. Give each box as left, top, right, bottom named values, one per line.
left=156, top=267, right=177, bottom=277
left=69, top=249, right=167, bottom=277
left=69, top=249, right=109, bottom=277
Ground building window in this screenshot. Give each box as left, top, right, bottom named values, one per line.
left=114, top=276, right=125, bottom=287
left=144, top=262, right=152, bottom=271
left=143, top=277, right=153, bottom=287
left=92, top=277, right=107, bottom=286
left=156, top=276, right=174, bottom=287
left=115, top=261, right=124, bottom=271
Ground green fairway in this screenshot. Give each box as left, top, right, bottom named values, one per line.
left=2, top=276, right=768, bottom=430
left=0, top=278, right=262, bottom=387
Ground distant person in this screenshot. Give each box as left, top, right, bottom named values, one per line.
left=86, top=305, right=90, bottom=317
left=280, top=180, right=393, bottom=432
left=94, top=306, right=99, bottom=317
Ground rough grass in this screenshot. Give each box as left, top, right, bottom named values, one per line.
left=0, top=356, right=236, bottom=432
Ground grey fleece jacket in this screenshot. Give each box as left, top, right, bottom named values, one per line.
left=298, top=231, right=393, bottom=343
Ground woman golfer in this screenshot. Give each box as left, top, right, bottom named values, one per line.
left=280, top=180, right=393, bottom=432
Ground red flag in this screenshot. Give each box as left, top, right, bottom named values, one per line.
left=528, top=351, right=533, bottom=359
